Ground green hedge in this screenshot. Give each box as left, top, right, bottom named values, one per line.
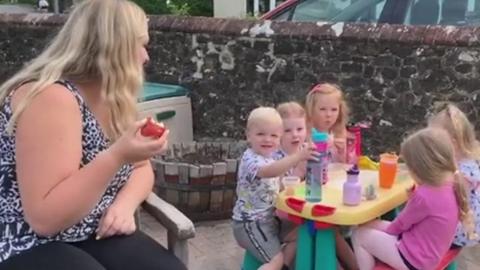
left=0, top=0, right=213, bottom=16
left=132, top=0, right=170, bottom=14
left=132, top=0, right=213, bottom=16
left=169, top=0, right=213, bottom=16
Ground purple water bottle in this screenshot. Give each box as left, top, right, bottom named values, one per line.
left=343, top=165, right=361, bottom=206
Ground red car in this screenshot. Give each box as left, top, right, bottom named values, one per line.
left=261, top=0, right=479, bottom=26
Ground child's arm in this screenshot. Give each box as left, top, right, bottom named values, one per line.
left=292, top=160, right=307, bottom=179
left=332, top=138, right=346, bottom=163
left=258, top=145, right=317, bottom=178
left=385, top=190, right=428, bottom=235
left=331, top=130, right=347, bottom=163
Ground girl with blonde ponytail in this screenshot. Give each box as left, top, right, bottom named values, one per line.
left=352, top=128, right=472, bottom=270
left=429, top=103, right=480, bottom=259
left=0, top=0, right=185, bottom=269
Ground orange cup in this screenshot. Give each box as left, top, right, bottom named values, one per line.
left=379, top=153, right=398, bottom=189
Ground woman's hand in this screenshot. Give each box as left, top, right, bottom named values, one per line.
left=95, top=200, right=137, bottom=240
left=109, top=119, right=169, bottom=164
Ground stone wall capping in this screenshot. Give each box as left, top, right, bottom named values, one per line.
left=2, top=14, right=479, bottom=46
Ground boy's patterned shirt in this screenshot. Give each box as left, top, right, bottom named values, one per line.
left=232, top=148, right=280, bottom=222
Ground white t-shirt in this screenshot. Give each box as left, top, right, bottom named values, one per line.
left=453, top=158, right=480, bottom=246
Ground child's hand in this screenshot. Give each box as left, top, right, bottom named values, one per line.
left=297, top=142, right=319, bottom=162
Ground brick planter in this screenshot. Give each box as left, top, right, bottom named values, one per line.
left=151, top=141, right=247, bottom=221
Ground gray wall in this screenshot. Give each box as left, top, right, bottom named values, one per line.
left=1, top=13, right=480, bottom=156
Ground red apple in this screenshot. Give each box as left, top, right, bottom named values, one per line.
left=141, top=117, right=166, bottom=138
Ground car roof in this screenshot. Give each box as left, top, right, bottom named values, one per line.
left=261, top=0, right=298, bottom=20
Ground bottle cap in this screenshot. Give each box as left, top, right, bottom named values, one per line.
left=311, top=128, right=328, bottom=142
left=347, top=164, right=360, bottom=175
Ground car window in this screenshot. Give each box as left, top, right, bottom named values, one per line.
left=291, top=0, right=353, bottom=22
left=404, top=0, right=480, bottom=26
left=271, top=0, right=480, bottom=26
left=350, top=0, right=387, bottom=23
left=290, top=0, right=397, bottom=23
left=273, top=8, right=292, bottom=21
left=331, top=0, right=396, bottom=23
left=465, top=0, right=480, bottom=24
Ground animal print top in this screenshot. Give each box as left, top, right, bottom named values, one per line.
left=0, top=80, right=133, bottom=262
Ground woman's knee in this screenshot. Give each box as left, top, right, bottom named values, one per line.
left=79, top=231, right=187, bottom=270
left=0, top=242, right=105, bottom=270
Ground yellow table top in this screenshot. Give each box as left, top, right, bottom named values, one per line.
left=276, top=164, right=414, bottom=225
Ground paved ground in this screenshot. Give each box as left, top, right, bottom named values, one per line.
left=456, top=245, right=480, bottom=270
left=140, top=210, right=243, bottom=270
left=140, top=209, right=478, bottom=270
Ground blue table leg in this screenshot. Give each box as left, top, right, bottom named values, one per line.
left=242, top=251, right=262, bottom=270
left=296, top=223, right=314, bottom=270
left=445, top=261, right=457, bottom=270
left=315, top=227, right=336, bottom=270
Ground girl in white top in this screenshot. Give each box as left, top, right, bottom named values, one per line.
left=429, top=103, right=480, bottom=247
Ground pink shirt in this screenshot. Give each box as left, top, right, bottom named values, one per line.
left=386, top=182, right=459, bottom=270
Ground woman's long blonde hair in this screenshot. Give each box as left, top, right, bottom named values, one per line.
left=429, top=103, right=480, bottom=160
left=401, top=128, right=476, bottom=239
left=0, top=0, right=148, bottom=139
left=305, top=83, right=349, bottom=138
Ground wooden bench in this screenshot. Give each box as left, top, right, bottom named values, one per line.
left=137, top=192, right=196, bottom=266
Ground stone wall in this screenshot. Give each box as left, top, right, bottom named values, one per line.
left=1, top=14, right=480, bottom=156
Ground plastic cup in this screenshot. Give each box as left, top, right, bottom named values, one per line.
left=282, top=176, right=301, bottom=196
left=379, top=153, right=398, bottom=189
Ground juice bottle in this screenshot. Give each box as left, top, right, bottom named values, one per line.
left=343, top=165, right=361, bottom=206
left=346, top=124, right=361, bottom=164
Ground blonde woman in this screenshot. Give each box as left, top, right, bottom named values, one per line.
left=0, top=0, right=185, bottom=269
left=352, top=128, right=473, bottom=270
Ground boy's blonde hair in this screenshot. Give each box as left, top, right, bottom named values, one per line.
left=276, top=102, right=305, bottom=119
left=246, top=107, right=283, bottom=131
left=305, top=83, right=349, bottom=137
left=401, top=128, right=475, bottom=239
left=0, top=0, right=148, bottom=139
left=429, top=103, right=480, bottom=159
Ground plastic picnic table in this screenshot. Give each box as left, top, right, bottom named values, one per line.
left=275, top=164, right=414, bottom=270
